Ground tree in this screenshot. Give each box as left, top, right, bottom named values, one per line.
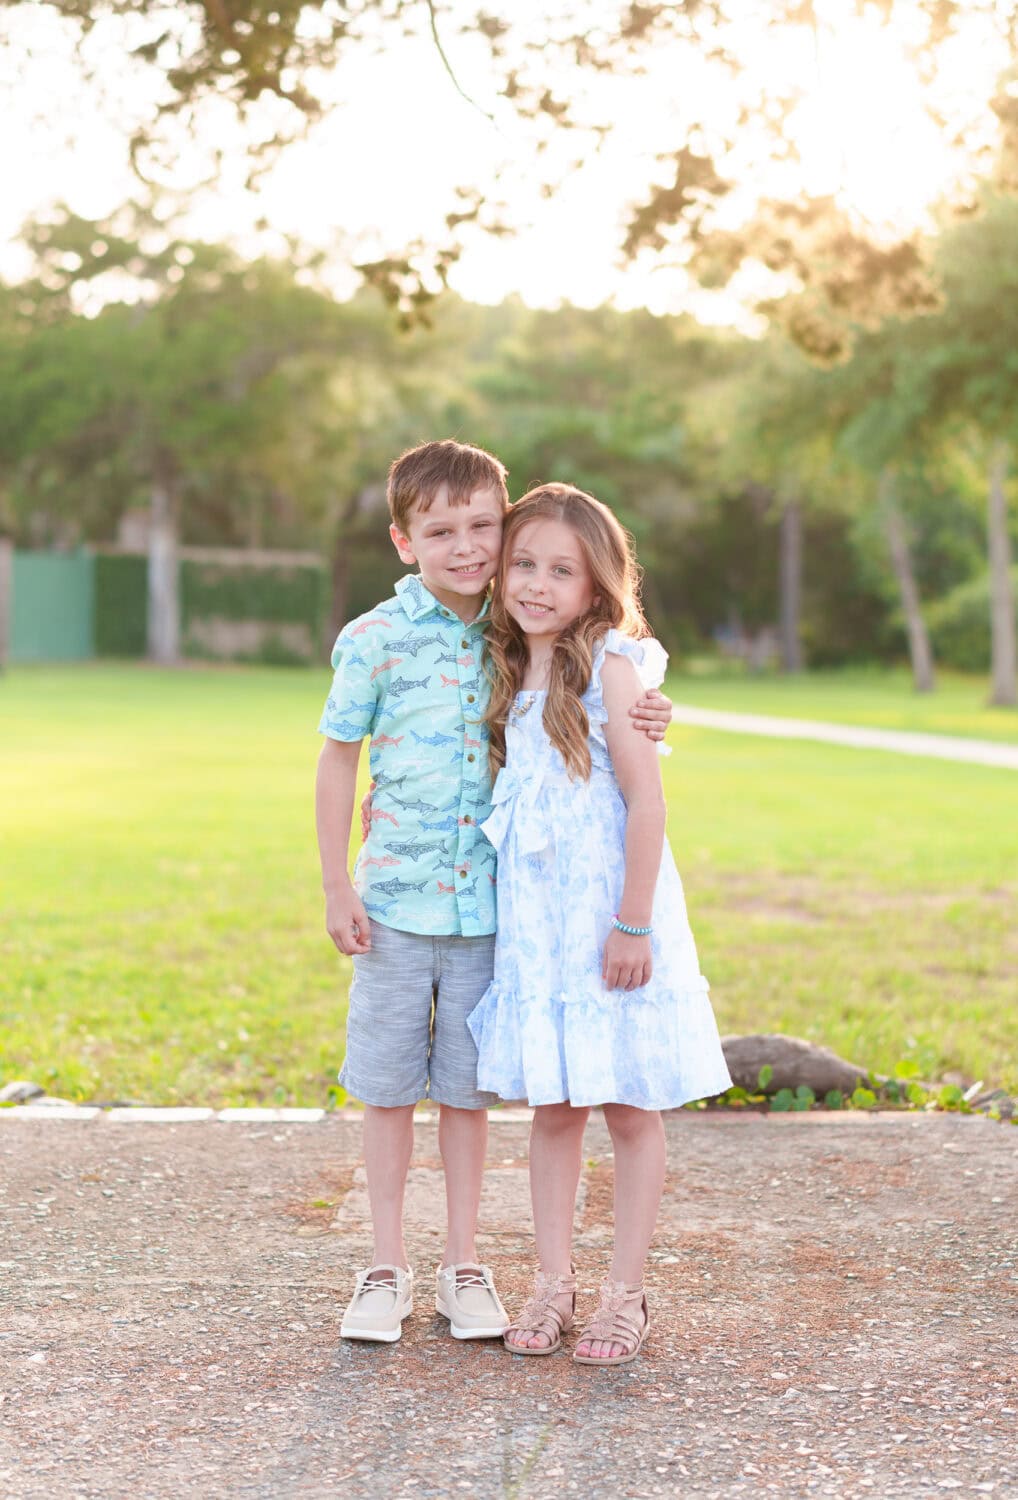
left=7, top=1, right=1018, bottom=337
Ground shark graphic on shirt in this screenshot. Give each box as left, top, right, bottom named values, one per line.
left=371, top=876, right=430, bottom=897
left=382, top=838, right=448, bottom=863
left=388, top=675, right=431, bottom=698
left=387, top=794, right=441, bottom=814
left=382, top=632, right=444, bottom=658
left=410, top=729, right=457, bottom=748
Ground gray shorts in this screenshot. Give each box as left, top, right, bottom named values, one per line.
left=340, top=920, right=497, bottom=1110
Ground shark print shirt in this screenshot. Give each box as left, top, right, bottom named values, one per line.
left=318, top=573, right=497, bottom=937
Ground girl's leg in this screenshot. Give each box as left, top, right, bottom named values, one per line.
left=509, top=1101, right=590, bottom=1350
left=438, top=1103, right=488, bottom=1267
left=576, top=1103, right=665, bottom=1360
left=363, top=1102, right=416, bottom=1269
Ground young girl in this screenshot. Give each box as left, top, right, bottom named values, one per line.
left=467, top=483, right=732, bottom=1367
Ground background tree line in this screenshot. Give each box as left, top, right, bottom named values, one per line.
left=1, top=194, right=1015, bottom=696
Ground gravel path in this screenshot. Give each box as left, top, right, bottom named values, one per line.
left=1, top=1110, right=1015, bottom=1499
left=670, top=706, right=1018, bottom=771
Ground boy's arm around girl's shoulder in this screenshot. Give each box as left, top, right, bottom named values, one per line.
left=315, top=736, right=372, bottom=957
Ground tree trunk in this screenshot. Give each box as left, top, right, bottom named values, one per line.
left=147, top=467, right=180, bottom=664
left=778, top=497, right=803, bottom=673
left=987, top=441, right=1017, bottom=707
left=328, top=534, right=350, bottom=653
left=326, top=484, right=387, bottom=651
left=880, top=468, right=935, bottom=694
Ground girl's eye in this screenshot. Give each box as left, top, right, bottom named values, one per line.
left=513, top=557, right=533, bottom=568
left=554, top=567, right=572, bottom=577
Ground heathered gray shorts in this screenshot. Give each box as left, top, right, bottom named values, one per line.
left=340, top=920, right=498, bottom=1109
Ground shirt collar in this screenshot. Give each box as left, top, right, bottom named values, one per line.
left=395, top=573, right=490, bottom=627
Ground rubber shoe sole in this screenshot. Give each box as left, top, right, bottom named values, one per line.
left=435, top=1291, right=507, bottom=1340
left=341, top=1296, right=413, bottom=1342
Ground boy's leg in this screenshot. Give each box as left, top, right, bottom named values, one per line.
left=338, top=922, right=433, bottom=1340
left=429, top=932, right=507, bottom=1337
left=364, top=1103, right=416, bottom=1269
left=438, top=1104, right=488, bottom=1267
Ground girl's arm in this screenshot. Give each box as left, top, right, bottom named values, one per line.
left=600, top=653, right=666, bottom=991
left=315, top=737, right=372, bottom=955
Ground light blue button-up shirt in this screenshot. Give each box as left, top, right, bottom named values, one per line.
left=318, top=574, right=497, bottom=937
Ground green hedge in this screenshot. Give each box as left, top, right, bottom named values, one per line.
left=93, top=554, right=147, bottom=657
left=927, top=567, right=1018, bottom=671
left=180, top=560, right=326, bottom=631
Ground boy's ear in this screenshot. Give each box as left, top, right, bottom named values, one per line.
left=390, top=523, right=417, bottom=565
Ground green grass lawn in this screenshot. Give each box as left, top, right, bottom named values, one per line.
left=669, top=664, right=1018, bottom=743
left=2, top=662, right=1016, bottom=1105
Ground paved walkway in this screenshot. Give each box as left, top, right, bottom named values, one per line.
left=1, top=1110, right=1014, bottom=1498
left=670, top=705, right=1018, bottom=770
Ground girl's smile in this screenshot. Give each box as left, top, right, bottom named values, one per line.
left=505, top=518, right=596, bottom=644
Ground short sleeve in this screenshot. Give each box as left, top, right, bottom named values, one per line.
left=318, top=627, right=379, bottom=741
left=585, top=629, right=671, bottom=753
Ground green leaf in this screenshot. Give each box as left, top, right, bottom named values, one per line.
left=851, top=1086, right=878, bottom=1109
left=770, top=1088, right=795, bottom=1112
left=757, top=1064, right=774, bottom=1090
left=937, top=1084, right=965, bottom=1109
left=823, top=1089, right=843, bottom=1110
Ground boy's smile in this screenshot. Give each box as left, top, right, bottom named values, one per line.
left=390, top=483, right=504, bottom=621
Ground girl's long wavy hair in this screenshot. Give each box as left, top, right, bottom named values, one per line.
left=485, top=484, right=649, bottom=782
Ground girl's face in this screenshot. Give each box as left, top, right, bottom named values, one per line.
left=503, top=517, right=596, bottom=646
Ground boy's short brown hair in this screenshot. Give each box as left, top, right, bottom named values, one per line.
left=387, top=440, right=509, bottom=535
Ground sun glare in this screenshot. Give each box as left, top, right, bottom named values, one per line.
left=783, top=9, right=993, bottom=236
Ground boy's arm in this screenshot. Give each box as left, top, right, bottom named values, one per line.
left=315, top=737, right=371, bottom=956
left=601, top=654, right=666, bottom=992
left=629, top=686, right=672, bottom=742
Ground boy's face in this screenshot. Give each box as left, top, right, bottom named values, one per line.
left=391, top=484, right=505, bottom=617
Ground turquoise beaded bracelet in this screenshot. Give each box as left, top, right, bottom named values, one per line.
left=612, top=915, right=653, bottom=936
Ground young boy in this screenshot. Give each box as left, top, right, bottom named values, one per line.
left=316, top=439, right=671, bottom=1343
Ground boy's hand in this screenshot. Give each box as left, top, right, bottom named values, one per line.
left=360, top=781, right=375, bottom=842
left=602, top=929, right=652, bottom=992
left=325, top=884, right=372, bottom=956
left=629, top=687, right=672, bottom=742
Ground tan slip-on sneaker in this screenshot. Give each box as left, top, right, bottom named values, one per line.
left=435, top=1263, right=509, bottom=1340
left=340, top=1264, right=414, bottom=1342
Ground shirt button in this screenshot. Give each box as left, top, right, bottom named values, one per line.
left=463, top=814, right=472, bottom=824
left=458, top=870, right=467, bottom=879
left=466, top=693, right=475, bottom=703
left=461, top=638, right=469, bottom=649
left=467, top=753, right=476, bottom=763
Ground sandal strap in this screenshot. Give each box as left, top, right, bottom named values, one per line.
left=507, top=1270, right=576, bottom=1340
left=580, top=1280, right=647, bottom=1349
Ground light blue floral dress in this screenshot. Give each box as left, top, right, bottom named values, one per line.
left=467, top=630, right=733, bottom=1110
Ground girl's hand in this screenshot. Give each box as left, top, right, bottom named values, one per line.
left=602, top=929, right=652, bottom=992
left=629, top=687, right=672, bottom=742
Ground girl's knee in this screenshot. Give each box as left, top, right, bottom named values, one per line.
left=603, top=1103, right=663, bottom=1143
left=534, top=1102, right=588, bottom=1136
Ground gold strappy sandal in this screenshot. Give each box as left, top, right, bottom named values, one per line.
left=572, top=1278, right=649, bottom=1367
left=503, top=1269, right=577, bottom=1357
